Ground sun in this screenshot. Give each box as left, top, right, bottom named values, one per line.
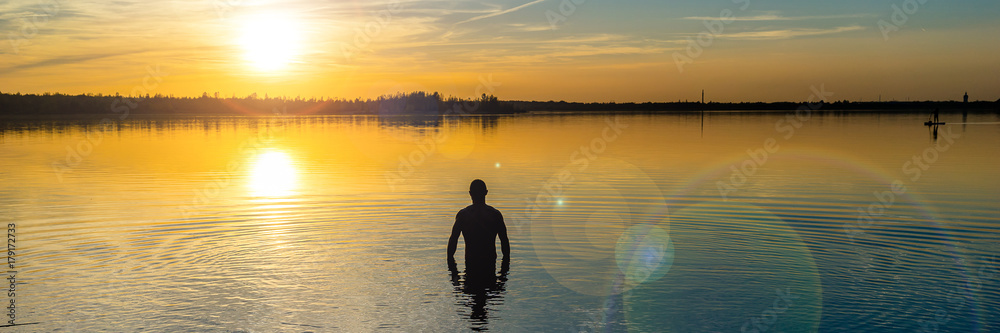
left=238, top=12, right=303, bottom=71
left=248, top=150, right=298, bottom=197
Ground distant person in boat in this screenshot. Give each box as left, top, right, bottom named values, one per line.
left=933, top=108, right=939, bottom=124
left=448, top=179, right=510, bottom=273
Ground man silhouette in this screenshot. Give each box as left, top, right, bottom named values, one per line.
left=448, top=179, right=510, bottom=273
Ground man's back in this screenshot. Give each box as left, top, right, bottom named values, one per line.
left=448, top=179, right=510, bottom=271
left=455, top=203, right=505, bottom=262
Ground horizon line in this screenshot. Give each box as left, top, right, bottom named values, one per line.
left=2, top=91, right=995, bottom=105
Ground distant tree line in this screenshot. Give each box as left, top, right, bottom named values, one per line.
left=512, top=100, right=1000, bottom=112
left=0, top=91, right=523, bottom=116
left=1, top=91, right=996, bottom=117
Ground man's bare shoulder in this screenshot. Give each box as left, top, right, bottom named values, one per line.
left=487, top=204, right=503, bottom=216
left=457, top=204, right=503, bottom=217
left=456, top=205, right=471, bottom=222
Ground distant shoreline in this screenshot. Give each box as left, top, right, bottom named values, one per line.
left=523, top=107, right=998, bottom=114
left=1, top=92, right=997, bottom=118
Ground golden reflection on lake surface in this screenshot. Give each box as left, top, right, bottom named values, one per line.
left=0, top=112, right=998, bottom=331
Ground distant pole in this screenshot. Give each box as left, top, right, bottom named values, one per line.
left=963, top=92, right=969, bottom=132
left=702, top=90, right=705, bottom=104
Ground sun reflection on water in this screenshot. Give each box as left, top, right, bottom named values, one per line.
left=248, top=150, right=298, bottom=197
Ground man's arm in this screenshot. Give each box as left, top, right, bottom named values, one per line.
left=447, top=214, right=462, bottom=264
left=498, top=213, right=510, bottom=261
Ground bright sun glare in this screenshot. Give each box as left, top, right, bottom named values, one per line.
left=249, top=151, right=297, bottom=197
left=238, top=12, right=303, bottom=71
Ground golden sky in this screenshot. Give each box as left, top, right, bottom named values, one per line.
left=2, top=0, right=999, bottom=102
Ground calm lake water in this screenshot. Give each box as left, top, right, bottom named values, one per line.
left=1, top=111, right=999, bottom=332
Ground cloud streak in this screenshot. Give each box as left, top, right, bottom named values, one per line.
left=682, top=13, right=874, bottom=21
left=719, top=26, right=865, bottom=40
left=454, top=0, right=547, bottom=25
left=0, top=52, right=135, bottom=75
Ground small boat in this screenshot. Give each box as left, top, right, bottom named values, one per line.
left=924, top=121, right=945, bottom=126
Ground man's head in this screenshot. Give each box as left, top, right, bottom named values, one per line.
left=469, top=179, right=488, bottom=202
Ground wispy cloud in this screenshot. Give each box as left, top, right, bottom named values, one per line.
left=364, top=31, right=675, bottom=71
left=454, top=0, right=548, bottom=25
left=0, top=52, right=137, bottom=75
left=682, top=13, right=875, bottom=21
left=507, top=23, right=553, bottom=32
left=720, top=26, right=865, bottom=40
